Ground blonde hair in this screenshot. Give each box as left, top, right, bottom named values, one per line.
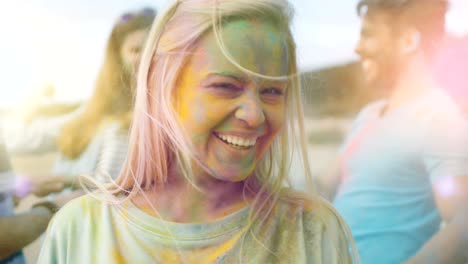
left=89, top=0, right=358, bottom=262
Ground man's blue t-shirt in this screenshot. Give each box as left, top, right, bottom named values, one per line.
left=334, top=89, right=468, bottom=264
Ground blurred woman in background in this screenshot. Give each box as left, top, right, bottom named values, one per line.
left=55, top=7, right=156, bottom=185
left=4, top=7, right=156, bottom=193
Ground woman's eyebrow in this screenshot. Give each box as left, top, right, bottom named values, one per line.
left=204, top=71, right=247, bottom=83
left=202, top=72, right=289, bottom=87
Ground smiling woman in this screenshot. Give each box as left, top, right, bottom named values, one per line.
left=37, top=0, right=360, bottom=263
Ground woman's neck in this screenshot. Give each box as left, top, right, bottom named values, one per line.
left=132, top=172, right=254, bottom=223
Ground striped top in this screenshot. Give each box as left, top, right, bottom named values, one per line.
left=53, top=121, right=129, bottom=182
left=94, top=122, right=129, bottom=182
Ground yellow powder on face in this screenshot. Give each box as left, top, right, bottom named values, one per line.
left=174, top=61, right=212, bottom=123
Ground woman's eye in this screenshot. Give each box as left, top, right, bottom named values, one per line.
left=261, top=87, right=283, bottom=96
left=211, top=83, right=241, bottom=91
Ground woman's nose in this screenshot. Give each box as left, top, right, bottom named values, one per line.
left=234, top=93, right=265, bottom=128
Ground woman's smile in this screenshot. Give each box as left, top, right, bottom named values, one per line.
left=213, top=132, right=258, bottom=149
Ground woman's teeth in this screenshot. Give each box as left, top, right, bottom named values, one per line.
left=215, top=133, right=257, bottom=148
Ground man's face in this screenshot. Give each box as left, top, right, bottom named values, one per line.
left=355, top=10, right=405, bottom=91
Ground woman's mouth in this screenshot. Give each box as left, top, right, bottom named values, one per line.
left=213, top=132, right=257, bottom=150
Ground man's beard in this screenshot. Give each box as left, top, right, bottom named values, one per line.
left=365, top=57, right=404, bottom=94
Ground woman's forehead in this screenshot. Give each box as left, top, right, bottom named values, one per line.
left=187, top=18, right=291, bottom=78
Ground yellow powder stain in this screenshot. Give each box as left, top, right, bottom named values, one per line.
left=111, top=249, right=126, bottom=264
left=174, top=61, right=209, bottom=123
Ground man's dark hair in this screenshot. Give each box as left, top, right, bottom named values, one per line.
left=356, top=0, right=448, bottom=59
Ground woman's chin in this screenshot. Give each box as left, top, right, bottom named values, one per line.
left=207, top=168, right=253, bottom=183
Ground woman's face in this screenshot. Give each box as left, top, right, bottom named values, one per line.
left=120, top=28, right=149, bottom=74
left=174, top=18, right=290, bottom=182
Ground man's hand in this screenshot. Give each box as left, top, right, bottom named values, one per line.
left=15, top=176, right=65, bottom=198
left=15, top=175, right=83, bottom=201
left=30, top=176, right=66, bottom=197
left=51, top=190, right=85, bottom=208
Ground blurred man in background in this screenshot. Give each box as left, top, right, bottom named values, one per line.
left=321, top=0, right=468, bottom=263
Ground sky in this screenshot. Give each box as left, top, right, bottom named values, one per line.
left=0, top=0, right=467, bottom=107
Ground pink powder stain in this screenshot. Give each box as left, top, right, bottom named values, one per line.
left=434, top=176, right=456, bottom=198
left=433, top=38, right=468, bottom=100
left=340, top=120, right=378, bottom=182
left=14, top=176, right=32, bottom=198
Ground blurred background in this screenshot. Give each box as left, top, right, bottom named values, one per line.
left=0, top=0, right=467, bottom=107
left=0, top=1, right=467, bottom=262
left=1, top=0, right=467, bottom=169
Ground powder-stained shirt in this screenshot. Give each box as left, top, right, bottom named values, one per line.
left=38, top=189, right=358, bottom=263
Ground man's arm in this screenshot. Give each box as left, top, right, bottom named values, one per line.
left=405, top=176, right=468, bottom=264
left=0, top=190, right=85, bottom=260
left=3, top=105, right=84, bottom=155
left=0, top=206, right=52, bottom=260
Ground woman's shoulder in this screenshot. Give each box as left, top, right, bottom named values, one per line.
left=277, top=188, right=343, bottom=223
left=39, top=193, right=120, bottom=262
left=60, top=193, right=104, bottom=211
left=276, top=188, right=359, bottom=263
left=49, top=194, right=109, bottom=232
